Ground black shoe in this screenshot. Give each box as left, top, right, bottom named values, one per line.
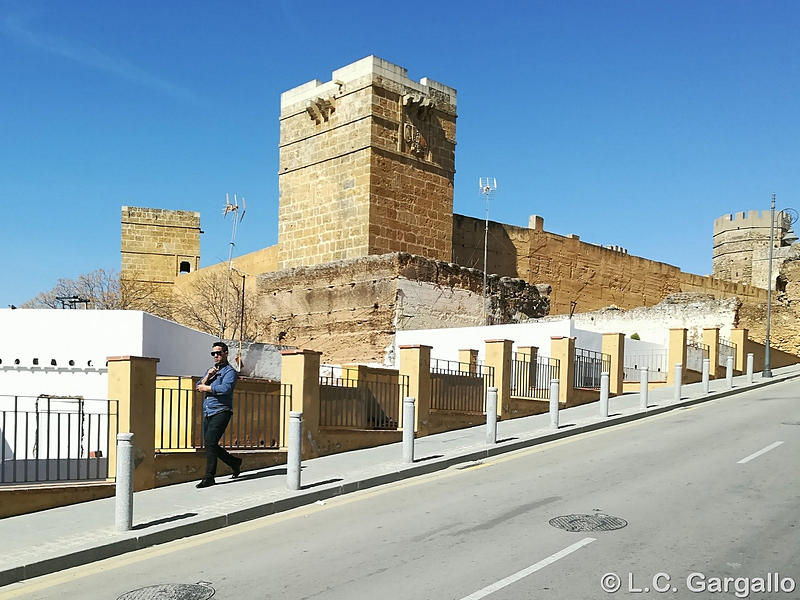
left=231, top=457, right=243, bottom=479
left=196, top=478, right=215, bottom=488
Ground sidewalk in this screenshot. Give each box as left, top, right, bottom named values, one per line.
left=2, top=365, right=799, bottom=587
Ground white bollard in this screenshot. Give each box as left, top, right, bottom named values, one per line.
left=640, top=367, right=649, bottom=410
left=549, top=379, right=560, bottom=429
left=726, top=356, right=734, bottom=388
left=485, top=387, right=498, bottom=445
left=747, top=353, right=754, bottom=384
left=402, top=396, right=416, bottom=463
left=702, top=358, right=710, bottom=394
left=599, top=372, right=609, bottom=418
left=673, top=364, right=683, bottom=403
left=287, top=411, right=302, bottom=491
left=115, top=433, right=134, bottom=531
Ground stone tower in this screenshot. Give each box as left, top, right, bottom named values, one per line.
left=277, top=56, right=457, bottom=270
left=712, top=210, right=795, bottom=288
left=121, top=206, right=201, bottom=293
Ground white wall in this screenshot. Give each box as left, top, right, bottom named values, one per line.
left=572, top=298, right=739, bottom=345
left=0, top=309, right=219, bottom=399
left=393, top=319, right=578, bottom=363
left=141, top=312, right=219, bottom=376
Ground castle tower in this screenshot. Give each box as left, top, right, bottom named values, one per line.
left=121, top=206, right=201, bottom=293
left=277, top=56, right=457, bottom=270
left=712, top=210, right=793, bottom=287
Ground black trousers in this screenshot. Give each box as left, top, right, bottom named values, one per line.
left=202, top=411, right=237, bottom=478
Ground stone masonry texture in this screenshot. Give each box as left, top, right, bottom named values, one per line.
left=255, top=253, right=548, bottom=364
left=121, top=206, right=201, bottom=294
left=277, top=56, right=456, bottom=270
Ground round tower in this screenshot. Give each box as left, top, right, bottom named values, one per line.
left=712, top=210, right=791, bottom=286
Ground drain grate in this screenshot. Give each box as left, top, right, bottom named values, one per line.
left=549, top=513, right=627, bottom=532
left=117, top=583, right=215, bottom=600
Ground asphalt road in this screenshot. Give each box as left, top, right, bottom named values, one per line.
left=3, top=380, right=798, bottom=600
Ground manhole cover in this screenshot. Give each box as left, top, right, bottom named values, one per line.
left=117, top=583, right=215, bottom=600
left=549, top=513, right=627, bottom=532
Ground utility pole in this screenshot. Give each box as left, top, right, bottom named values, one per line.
left=762, top=193, right=775, bottom=378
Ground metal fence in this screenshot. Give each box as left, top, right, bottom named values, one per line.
left=687, top=342, right=710, bottom=372
left=430, top=359, right=494, bottom=413
left=574, top=348, right=611, bottom=389
left=718, top=338, right=737, bottom=368
left=623, top=350, right=668, bottom=382
left=156, top=379, right=289, bottom=451
left=0, top=395, right=118, bottom=484
left=510, top=353, right=560, bottom=399
left=320, top=373, right=408, bottom=430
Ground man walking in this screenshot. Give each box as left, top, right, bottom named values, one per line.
left=195, top=341, right=242, bottom=488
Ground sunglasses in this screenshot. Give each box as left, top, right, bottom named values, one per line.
left=211, top=351, right=225, bottom=357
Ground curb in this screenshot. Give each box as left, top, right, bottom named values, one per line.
left=2, top=371, right=797, bottom=587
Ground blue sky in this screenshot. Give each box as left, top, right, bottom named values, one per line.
left=2, top=1, right=798, bottom=307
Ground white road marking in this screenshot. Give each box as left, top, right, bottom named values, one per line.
left=457, top=537, right=596, bottom=600
left=737, top=441, right=784, bottom=464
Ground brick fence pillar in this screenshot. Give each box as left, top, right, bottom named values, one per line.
left=398, top=345, right=432, bottom=436
left=107, top=356, right=159, bottom=491
left=702, top=328, right=720, bottom=379
left=601, top=333, right=625, bottom=396
left=667, top=328, right=688, bottom=386
left=550, top=337, right=575, bottom=406
left=484, top=339, right=513, bottom=419
left=280, top=349, right=321, bottom=459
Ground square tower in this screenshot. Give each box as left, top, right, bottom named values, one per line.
left=277, top=56, right=457, bottom=269
left=121, top=206, right=201, bottom=293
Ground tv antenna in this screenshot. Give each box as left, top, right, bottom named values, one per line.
left=478, top=177, right=497, bottom=325
left=780, top=207, right=799, bottom=245
left=219, top=193, right=246, bottom=339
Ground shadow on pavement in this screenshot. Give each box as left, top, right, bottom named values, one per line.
left=301, top=477, right=343, bottom=490
left=413, top=454, right=444, bottom=463
left=133, top=512, right=197, bottom=530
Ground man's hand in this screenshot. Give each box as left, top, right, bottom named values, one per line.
left=205, top=366, right=219, bottom=378
left=196, top=383, right=212, bottom=393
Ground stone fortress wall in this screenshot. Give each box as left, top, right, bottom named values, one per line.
left=120, top=56, right=798, bottom=362
left=453, top=214, right=768, bottom=316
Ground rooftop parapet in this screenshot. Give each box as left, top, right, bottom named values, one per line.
left=280, top=55, right=457, bottom=114
left=713, top=209, right=787, bottom=236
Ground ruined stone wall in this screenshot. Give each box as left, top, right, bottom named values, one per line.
left=453, top=214, right=767, bottom=315
left=737, top=257, right=800, bottom=356
left=121, top=206, right=200, bottom=294
left=572, top=294, right=741, bottom=346
left=277, top=56, right=456, bottom=270
left=255, top=253, right=547, bottom=364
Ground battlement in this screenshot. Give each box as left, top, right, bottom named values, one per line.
left=122, top=206, right=200, bottom=228
left=713, top=210, right=780, bottom=236
left=280, top=55, right=457, bottom=114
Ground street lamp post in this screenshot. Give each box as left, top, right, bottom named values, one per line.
left=762, top=193, right=776, bottom=378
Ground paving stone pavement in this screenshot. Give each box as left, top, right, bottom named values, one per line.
left=1, top=365, right=798, bottom=587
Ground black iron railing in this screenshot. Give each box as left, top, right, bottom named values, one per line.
left=574, top=348, right=611, bottom=389
left=157, top=379, right=289, bottom=451
left=624, top=350, right=668, bottom=382
left=319, top=373, right=408, bottom=430
left=687, top=342, right=710, bottom=372
left=510, top=353, right=560, bottom=399
left=718, top=338, right=737, bottom=368
left=0, top=395, right=118, bottom=484
left=429, top=359, right=494, bottom=413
